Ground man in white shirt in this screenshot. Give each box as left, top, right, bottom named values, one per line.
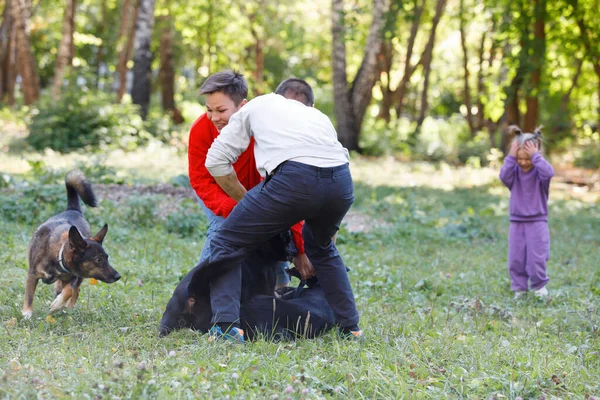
left=191, top=78, right=362, bottom=343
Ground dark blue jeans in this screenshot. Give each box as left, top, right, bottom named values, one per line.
left=206, top=161, right=359, bottom=328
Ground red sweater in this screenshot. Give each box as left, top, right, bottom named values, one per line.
left=188, top=113, right=305, bottom=254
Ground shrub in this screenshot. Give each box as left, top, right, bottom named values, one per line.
left=164, top=206, right=207, bottom=238
left=457, top=139, right=492, bottom=167
left=74, top=163, right=127, bottom=185
left=24, top=160, right=63, bottom=184
left=123, top=196, right=157, bottom=228
left=0, top=185, right=65, bottom=225
left=574, top=144, right=600, bottom=169
left=0, top=174, right=12, bottom=189
left=26, top=89, right=152, bottom=153
left=169, top=174, right=191, bottom=188
left=359, top=112, right=413, bottom=157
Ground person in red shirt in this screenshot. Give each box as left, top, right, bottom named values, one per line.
left=188, top=70, right=314, bottom=288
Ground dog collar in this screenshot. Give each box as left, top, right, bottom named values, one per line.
left=57, top=242, right=70, bottom=273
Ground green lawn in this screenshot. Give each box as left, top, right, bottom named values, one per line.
left=1, top=145, right=598, bottom=399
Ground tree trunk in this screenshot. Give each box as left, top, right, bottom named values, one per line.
left=116, top=0, right=138, bottom=103
left=415, top=0, right=447, bottom=129
left=504, top=75, right=521, bottom=122
left=117, top=0, right=132, bottom=38
left=523, top=0, right=545, bottom=132
left=5, top=9, right=16, bottom=105
left=131, top=0, right=156, bottom=120
left=246, top=0, right=265, bottom=95
left=332, top=0, right=358, bottom=150
left=11, top=0, right=39, bottom=104
left=350, top=0, right=390, bottom=134
left=205, top=0, right=213, bottom=75
left=502, top=71, right=524, bottom=154
left=51, top=0, right=76, bottom=100
left=375, top=0, right=400, bottom=122
left=475, top=27, right=488, bottom=132
left=332, top=0, right=390, bottom=151
left=95, top=0, right=106, bottom=89
left=459, top=0, right=474, bottom=136
left=376, top=41, right=393, bottom=122
left=573, top=0, right=600, bottom=130
left=392, top=0, right=424, bottom=117
left=0, top=0, right=13, bottom=101
left=477, top=26, right=500, bottom=148
left=550, top=57, right=583, bottom=138
left=158, top=14, right=182, bottom=124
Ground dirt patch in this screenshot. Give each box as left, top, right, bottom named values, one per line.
left=95, top=184, right=196, bottom=218
left=342, top=210, right=389, bottom=233
left=94, top=183, right=380, bottom=232
left=95, top=183, right=195, bottom=203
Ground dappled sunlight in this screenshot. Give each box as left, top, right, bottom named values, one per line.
left=350, top=156, right=498, bottom=190
left=1, top=140, right=188, bottom=182
left=351, top=155, right=599, bottom=204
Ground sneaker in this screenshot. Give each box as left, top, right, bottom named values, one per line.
left=534, top=286, right=548, bottom=298
left=208, top=326, right=245, bottom=344
left=514, top=291, right=527, bottom=299
left=338, top=328, right=364, bottom=341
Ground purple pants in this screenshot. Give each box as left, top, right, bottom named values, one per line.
left=508, top=221, right=550, bottom=291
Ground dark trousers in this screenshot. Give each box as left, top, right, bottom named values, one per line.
left=206, top=161, right=359, bottom=328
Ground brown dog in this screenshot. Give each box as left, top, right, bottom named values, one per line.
left=22, top=170, right=121, bottom=318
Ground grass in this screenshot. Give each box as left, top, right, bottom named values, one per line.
left=0, top=141, right=599, bottom=399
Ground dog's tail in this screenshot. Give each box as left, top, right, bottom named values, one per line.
left=65, top=170, right=97, bottom=212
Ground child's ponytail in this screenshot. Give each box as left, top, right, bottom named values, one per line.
left=508, top=125, right=522, bottom=136
left=508, top=125, right=544, bottom=151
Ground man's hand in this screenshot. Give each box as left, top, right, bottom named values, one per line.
left=509, top=141, right=519, bottom=157
left=214, top=172, right=247, bottom=202
left=292, top=253, right=315, bottom=280
left=522, top=141, right=539, bottom=157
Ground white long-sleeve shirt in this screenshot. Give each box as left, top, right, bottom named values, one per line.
left=205, top=93, right=349, bottom=177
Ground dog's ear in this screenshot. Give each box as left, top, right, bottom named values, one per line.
left=91, top=224, right=108, bottom=244
left=68, top=226, right=88, bottom=250
left=186, top=263, right=207, bottom=297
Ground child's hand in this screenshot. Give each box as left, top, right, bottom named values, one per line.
left=523, top=141, right=539, bottom=157
left=509, top=141, right=519, bottom=157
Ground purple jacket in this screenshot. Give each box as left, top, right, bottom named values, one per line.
left=499, top=153, right=554, bottom=222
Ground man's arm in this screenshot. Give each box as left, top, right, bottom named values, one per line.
left=206, top=108, right=253, bottom=185
left=214, top=173, right=247, bottom=202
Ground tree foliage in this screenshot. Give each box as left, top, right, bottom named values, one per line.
left=0, top=0, right=598, bottom=158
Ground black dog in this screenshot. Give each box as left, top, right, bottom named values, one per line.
left=158, top=235, right=335, bottom=341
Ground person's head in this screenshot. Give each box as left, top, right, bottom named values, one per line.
left=510, top=125, right=544, bottom=172
left=275, top=78, right=314, bottom=106
left=199, top=70, right=248, bottom=131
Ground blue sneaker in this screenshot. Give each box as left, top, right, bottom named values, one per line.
left=338, top=328, right=364, bottom=341
left=208, top=326, right=245, bottom=344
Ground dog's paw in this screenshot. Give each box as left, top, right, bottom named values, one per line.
left=22, top=310, right=33, bottom=319
left=49, top=293, right=70, bottom=314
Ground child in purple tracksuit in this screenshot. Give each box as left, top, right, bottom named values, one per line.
left=499, top=126, right=554, bottom=299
